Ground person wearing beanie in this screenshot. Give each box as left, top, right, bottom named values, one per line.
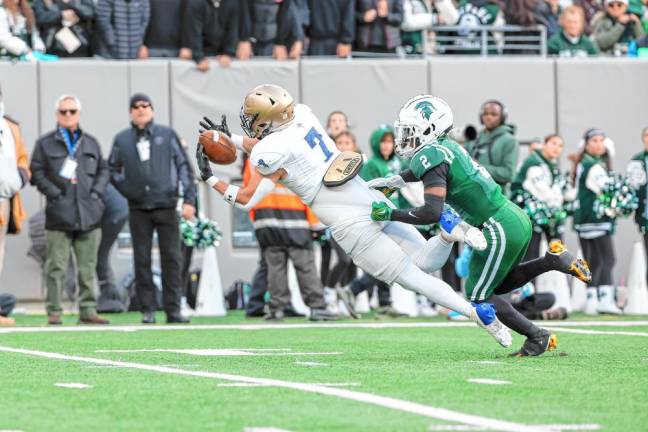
left=572, top=128, right=620, bottom=315
left=108, top=93, right=196, bottom=324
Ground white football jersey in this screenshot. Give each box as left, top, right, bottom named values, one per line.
left=250, top=104, right=340, bottom=204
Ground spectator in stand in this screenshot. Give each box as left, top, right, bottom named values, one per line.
left=0, top=83, right=30, bottom=327
left=450, top=0, right=505, bottom=54
left=306, top=0, right=354, bottom=57
left=573, top=0, right=602, bottom=34
left=32, top=0, right=94, bottom=57
left=593, top=0, right=645, bottom=54
left=627, top=127, right=648, bottom=284
left=139, top=0, right=191, bottom=59
left=238, top=0, right=303, bottom=60
left=326, top=111, right=349, bottom=139
left=548, top=5, right=598, bottom=56
left=0, top=0, right=46, bottom=59
left=183, top=0, right=239, bottom=71
left=401, top=0, right=458, bottom=55
left=466, top=100, right=519, bottom=194
left=95, top=0, right=149, bottom=59
left=534, top=0, right=561, bottom=38
left=108, top=94, right=195, bottom=324
left=356, top=0, right=404, bottom=54
left=30, top=95, right=110, bottom=325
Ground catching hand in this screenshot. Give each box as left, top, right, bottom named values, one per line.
left=371, top=201, right=392, bottom=221
left=196, top=144, right=214, bottom=182
left=199, top=115, right=231, bottom=137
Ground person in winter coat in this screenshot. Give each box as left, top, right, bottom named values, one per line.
left=593, top=0, right=645, bottom=54
left=30, top=95, right=110, bottom=325
left=95, top=0, right=149, bottom=59
left=32, top=0, right=94, bottom=57
left=466, top=100, right=519, bottom=193
left=401, top=0, right=458, bottom=54
left=356, top=0, right=404, bottom=53
left=534, top=0, right=561, bottom=38
left=140, top=0, right=191, bottom=59
left=306, top=0, right=354, bottom=57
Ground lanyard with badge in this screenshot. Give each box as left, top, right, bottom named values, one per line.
left=59, top=128, right=80, bottom=182
left=136, top=133, right=151, bottom=162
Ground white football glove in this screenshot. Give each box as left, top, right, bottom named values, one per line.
left=366, top=175, right=407, bottom=190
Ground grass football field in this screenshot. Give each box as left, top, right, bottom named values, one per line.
left=1, top=312, right=647, bottom=432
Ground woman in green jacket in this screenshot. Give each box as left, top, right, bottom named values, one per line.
left=573, top=128, right=619, bottom=315
left=626, top=127, right=648, bottom=284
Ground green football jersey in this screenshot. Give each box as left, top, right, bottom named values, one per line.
left=409, top=137, right=507, bottom=226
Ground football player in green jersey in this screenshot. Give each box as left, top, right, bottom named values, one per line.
left=368, top=95, right=592, bottom=356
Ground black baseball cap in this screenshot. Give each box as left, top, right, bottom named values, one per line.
left=130, top=93, right=153, bottom=109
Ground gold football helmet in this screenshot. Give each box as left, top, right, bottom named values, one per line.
left=240, top=84, right=295, bottom=139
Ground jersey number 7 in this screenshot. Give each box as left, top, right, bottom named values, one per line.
left=304, top=127, right=333, bottom=162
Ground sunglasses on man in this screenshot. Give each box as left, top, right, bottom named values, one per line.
left=131, top=103, right=151, bottom=110
left=58, top=109, right=78, bottom=115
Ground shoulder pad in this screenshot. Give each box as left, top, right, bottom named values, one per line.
left=250, top=139, right=288, bottom=176
left=410, top=145, right=452, bottom=178
left=3, top=115, right=19, bottom=125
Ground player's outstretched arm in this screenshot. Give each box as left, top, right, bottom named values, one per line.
left=196, top=143, right=282, bottom=209
left=199, top=115, right=258, bottom=154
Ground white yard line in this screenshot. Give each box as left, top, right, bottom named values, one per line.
left=429, top=424, right=600, bottom=431
left=244, top=428, right=294, bottom=432
left=543, top=327, right=648, bottom=337
left=466, top=379, right=511, bottom=385
left=2, top=320, right=648, bottom=334
left=54, top=383, right=92, bottom=389
left=0, top=344, right=551, bottom=432
left=295, top=361, right=328, bottom=367
left=218, top=382, right=360, bottom=388
left=94, top=349, right=342, bottom=357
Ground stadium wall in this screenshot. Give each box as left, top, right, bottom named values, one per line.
left=1, top=58, right=646, bottom=300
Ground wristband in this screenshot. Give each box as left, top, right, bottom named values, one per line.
left=206, top=176, right=219, bottom=187
left=223, top=184, right=240, bottom=205
left=231, top=133, right=245, bottom=152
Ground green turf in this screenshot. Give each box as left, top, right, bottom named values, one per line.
left=1, top=314, right=647, bottom=431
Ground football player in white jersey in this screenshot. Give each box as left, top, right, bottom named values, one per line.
left=195, top=84, right=512, bottom=349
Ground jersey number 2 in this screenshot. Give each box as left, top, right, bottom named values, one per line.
left=304, top=127, right=333, bottom=162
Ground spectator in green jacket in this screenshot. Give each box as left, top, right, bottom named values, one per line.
left=466, top=100, right=519, bottom=194
left=548, top=5, right=598, bottom=56
left=593, top=0, right=645, bottom=54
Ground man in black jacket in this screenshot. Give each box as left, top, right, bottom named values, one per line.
left=237, top=0, right=304, bottom=59
left=108, top=94, right=196, bottom=324
left=30, top=95, right=110, bottom=325
left=182, top=0, right=239, bottom=71
left=139, top=0, right=192, bottom=59
left=306, top=0, right=354, bottom=56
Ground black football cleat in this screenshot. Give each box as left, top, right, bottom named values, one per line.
left=511, top=329, right=558, bottom=357
left=546, top=240, right=592, bottom=283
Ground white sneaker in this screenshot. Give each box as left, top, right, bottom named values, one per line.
left=470, top=304, right=512, bottom=348
left=584, top=287, right=599, bottom=316
left=597, top=285, right=622, bottom=315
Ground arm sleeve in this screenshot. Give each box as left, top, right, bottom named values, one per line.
left=585, top=164, right=609, bottom=195
left=29, top=141, right=62, bottom=199
left=221, top=0, right=240, bottom=56
left=386, top=0, right=404, bottom=26
left=236, top=177, right=276, bottom=210
left=32, top=1, right=64, bottom=26
left=390, top=163, right=449, bottom=225
left=172, top=134, right=197, bottom=207
left=435, top=0, right=458, bottom=24
left=96, top=0, right=116, bottom=47
left=400, top=169, right=418, bottom=183
left=239, top=0, right=252, bottom=42
left=339, top=0, right=355, bottom=44
left=522, top=166, right=555, bottom=203
left=91, top=145, right=110, bottom=197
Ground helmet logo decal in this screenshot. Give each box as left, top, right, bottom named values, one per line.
left=415, top=101, right=436, bottom=120
left=256, top=159, right=270, bottom=169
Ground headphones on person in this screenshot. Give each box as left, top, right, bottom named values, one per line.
left=479, top=100, right=508, bottom=126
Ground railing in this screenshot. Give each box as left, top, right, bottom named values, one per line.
left=427, top=25, right=547, bottom=56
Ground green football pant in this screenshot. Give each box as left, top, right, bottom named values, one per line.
left=465, top=201, right=532, bottom=302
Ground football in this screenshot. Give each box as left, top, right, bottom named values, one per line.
left=199, top=130, right=237, bottom=165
